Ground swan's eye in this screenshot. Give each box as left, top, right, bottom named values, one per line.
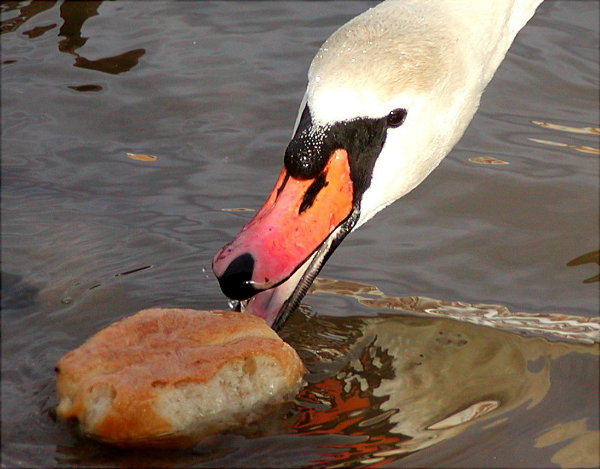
left=386, top=108, right=407, bottom=128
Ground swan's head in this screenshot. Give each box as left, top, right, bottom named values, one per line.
left=213, top=3, right=482, bottom=329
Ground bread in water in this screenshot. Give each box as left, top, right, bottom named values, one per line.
left=55, top=308, right=305, bottom=449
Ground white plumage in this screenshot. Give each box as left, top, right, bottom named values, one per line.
left=303, top=0, right=544, bottom=227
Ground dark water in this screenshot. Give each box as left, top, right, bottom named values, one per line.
left=1, top=1, right=598, bottom=467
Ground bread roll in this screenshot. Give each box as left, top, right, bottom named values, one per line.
left=55, top=308, right=304, bottom=449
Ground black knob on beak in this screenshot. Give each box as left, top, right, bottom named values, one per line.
left=216, top=253, right=258, bottom=301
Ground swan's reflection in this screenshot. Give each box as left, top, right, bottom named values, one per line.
left=279, top=280, right=598, bottom=467
left=50, top=283, right=598, bottom=468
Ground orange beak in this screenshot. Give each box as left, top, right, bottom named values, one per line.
left=213, top=149, right=356, bottom=327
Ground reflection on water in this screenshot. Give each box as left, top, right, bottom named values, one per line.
left=276, top=280, right=598, bottom=467
left=67, top=84, right=103, bottom=93
left=531, top=120, right=600, bottom=136
left=1, top=0, right=144, bottom=80
left=310, top=278, right=600, bottom=344
left=114, top=265, right=153, bottom=277
left=58, top=0, right=145, bottom=76
left=535, top=419, right=600, bottom=469
left=528, top=137, right=599, bottom=155
left=71, top=48, right=145, bottom=76
left=468, top=156, right=510, bottom=165
left=56, top=1, right=101, bottom=53
left=567, top=250, right=600, bottom=284
left=529, top=118, right=600, bottom=155
left=41, top=300, right=598, bottom=469
left=0, top=1, right=57, bottom=35
left=125, top=153, right=158, bottom=163
left=1, top=272, right=39, bottom=311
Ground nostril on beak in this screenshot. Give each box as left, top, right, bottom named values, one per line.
left=216, top=253, right=258, bottom=301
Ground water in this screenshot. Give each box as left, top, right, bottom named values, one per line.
left=1, top=1, right=598, bottom=467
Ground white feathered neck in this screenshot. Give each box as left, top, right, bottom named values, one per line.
left=300, top=0, right=543, bottom=226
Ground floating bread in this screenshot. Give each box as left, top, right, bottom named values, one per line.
left=55, top=308, right=305, bottom=449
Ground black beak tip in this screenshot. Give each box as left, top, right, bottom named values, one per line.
left=216, top=253, right=258, bottom=301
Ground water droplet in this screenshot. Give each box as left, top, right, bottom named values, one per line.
left=61, top=297, right=72, bottom=305
left=315, top=75, right=321, bottom=83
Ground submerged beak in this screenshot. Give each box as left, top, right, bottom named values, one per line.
left=213, top=149, right=358, bottom=329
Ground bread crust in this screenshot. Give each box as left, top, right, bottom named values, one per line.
left=55, top=308, right=304, bottom=448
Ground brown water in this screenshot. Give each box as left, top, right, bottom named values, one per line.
left=1, top=1, right=599, bottom=467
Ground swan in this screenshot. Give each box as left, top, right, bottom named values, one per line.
left=213, top=0, right=545, bottom=329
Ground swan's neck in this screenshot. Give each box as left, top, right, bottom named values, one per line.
left=305, top=0, right=543, bottom=226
